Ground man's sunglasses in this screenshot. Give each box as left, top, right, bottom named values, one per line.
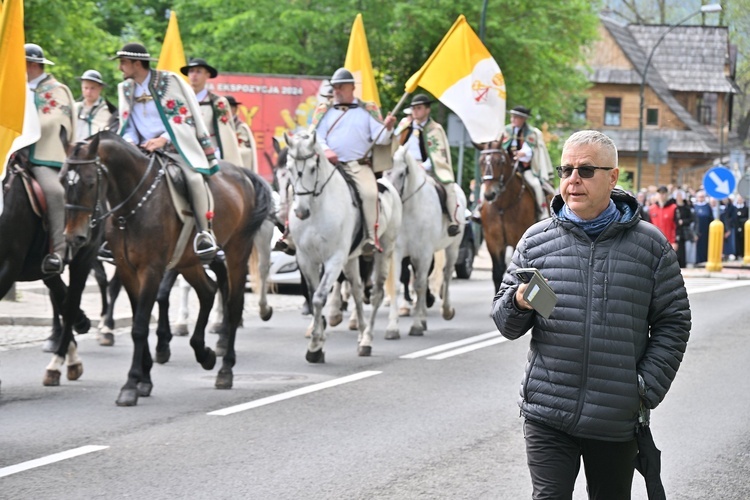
left=556, top=165, right=614, bottom=179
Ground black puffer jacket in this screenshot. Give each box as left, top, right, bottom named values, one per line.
left=492, top=190, right=691, bottom=441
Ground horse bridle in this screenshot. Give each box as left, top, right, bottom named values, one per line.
left=398, top=159, right=427, bottom=204
left=479, top=147, right=513, bottom=194
left=288, top=149, right=337, bottom=197
left=64, top=153, right=164, bottom=230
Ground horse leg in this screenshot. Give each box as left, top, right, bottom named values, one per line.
left=385, top=251, right=403, bottom=340
left=409, top=256, right=431, bottom=336
left=328, top=280, right=344, bottom=328
left=173, top=275, right=191, bottom=336
left=215, top=247, right=251, bottom=390
left=399, top=257, right=412, bottom=317
left=154, top=269, right=179, bottom=364
left=208, top=290, right=224, bottom=334
left=344, top=259, right=369, bottom=356
left=98, top=271, right=120, bottom=346
left=362, top=250, right=390, bottom=352
left=252, top=218, right=274, bottom=321
left=181, top=265, right=220, bottom=371
left=42, top=277, right=66, bottom=353
left=91, top=260, right=109, bottom=324
left=440, top=244, right=460, bottom=321
left=301, top=257, right=344, bottom=363
left=491, top=253, right=506, bottom=294
left=116, top=274, right=160, bottom=407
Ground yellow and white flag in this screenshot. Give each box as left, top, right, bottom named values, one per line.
left=405, top=14, right=505, bottom=143
left=0, top=0, right=26, bottom=176
left=344, top=13, right=380, bottom=107
left=157, top=10, right=188, bottom=82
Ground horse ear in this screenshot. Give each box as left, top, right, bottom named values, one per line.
left=60, top=126, right=71, bottom=155
left=273, top=137, right=281, bottom=154
left=472, top=141, right=486, bottom=151
left=282, top=131, right=292, bottom=148
left=310, top=130, right=317, bottom=144
left=88, top=132, right=101, bottom=158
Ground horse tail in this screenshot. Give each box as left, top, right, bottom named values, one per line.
left=248, top=241, right=261, bottom=292
left=242, top=170, right=273, bottom=238
left=430, top=249, right=446, bottom=296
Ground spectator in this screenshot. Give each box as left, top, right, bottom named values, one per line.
left=674, top=190, right=696, bottom=268
left=648, top=185, right=677, bottom=250
left=734, top=195, right=748, bottom=259
left=693, top=190, right=712, bottom=263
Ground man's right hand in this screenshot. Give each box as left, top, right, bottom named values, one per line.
left=515, top=284, right=534, bottom=311
left=324, top=148, right=338, bottom=164
left=141, top=136, right=168, bottom=152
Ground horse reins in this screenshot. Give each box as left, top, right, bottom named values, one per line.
left=398, top=161, right=427, bottom=204
left=288, top=150, right=339, bottom=198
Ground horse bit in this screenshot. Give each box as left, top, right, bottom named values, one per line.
left=288, top=149, right=337, bottom=198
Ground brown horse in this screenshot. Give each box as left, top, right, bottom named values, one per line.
left=63, top=130, right=271, bottom=406
left=478, top=141, right=550, bottom=292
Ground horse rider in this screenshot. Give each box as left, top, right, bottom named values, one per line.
left=502, top=105, right=550, bottom=219
left=394, top=93, right=460, bottom=236
left=180, top=57, right=243, bottom=168
left=74, top=69, right=117, bottom=142
left=225, top=95, right=258, bottom=173
left=274, top=68, right=396, bottom=257
left=110, top=42, right=220, bottom=263
left=24, top=43, right=76, bottom=275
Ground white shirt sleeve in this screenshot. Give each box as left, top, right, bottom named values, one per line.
left=518, top=141, right=533, bottom=163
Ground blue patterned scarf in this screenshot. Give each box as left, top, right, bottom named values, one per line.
left=560, top=199, right=633, bottom=239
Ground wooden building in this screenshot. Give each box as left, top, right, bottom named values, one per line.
left=583, top=15, right=738, bottom=190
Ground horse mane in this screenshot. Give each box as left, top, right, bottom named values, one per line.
left=96, top=130, right=149, bottom=163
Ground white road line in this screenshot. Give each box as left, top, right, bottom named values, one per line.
left=687, top=280, right=750, bottom=295
left=427, top=336, right=509, bottom=360
left=400, top=331, right=502, bottom=359
left=0, top=445, right=108, bottom=479
left=207, top=370, right=382, bottom=416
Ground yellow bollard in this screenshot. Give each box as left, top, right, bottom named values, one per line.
left=744, top=219, right=750, bottom=265
left=705, top=219, right=724, bottom=272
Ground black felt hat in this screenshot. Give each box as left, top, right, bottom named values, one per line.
left=76, top=69, right=106, bottom=86
left=225, top=95, right=240, bottom=107
left=25, top=44, right=55, bottom=65
left=509, top=106, right=531, bottom=118
left=180, top=58, right=218, bottom=79
left=110, top=43, right=157, bottom=61
left=410, top=94, right=434, bottom=107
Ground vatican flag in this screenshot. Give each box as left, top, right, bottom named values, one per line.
left=405, top=15, right=505, bottom=143
left=345, top=13, right=380, bottom=107
left=157, top=10, right=188, bottom=82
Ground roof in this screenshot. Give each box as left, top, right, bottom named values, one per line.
left=628, top=24, right=734, bottom=93
left=598, top=15, right=727, bottom=154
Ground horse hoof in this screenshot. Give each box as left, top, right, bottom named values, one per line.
left=215, top=369, right=233, bottom=389
left=358, top=345, right=372, bottom=357
left=306, top=349, right=325, bottom=364
left=42, top=339, right=58, bottom=353
left=260, top=306, right=273, bottom=322
left=98, top=332, right=115, bottom=347
left=137, top=382, right=153, bottom=397
left=408, top=325, right=424, bottom=337
left=348, top=318, right=358, bottom=331
left=174, top=323, right=189, bottom=337
left=116, top=388, right=139, bottom=406
left=67, top=362, right=83, bottom=381
left=99, top=324, right=112, bottom=335
left=43, top=369, right=61, bottom=386
left=398, top=307, right=411, bottom=317
left=329, top=313, right=343, bottom=327
left=155, top=347, right=171, bottom=364
left=215, top=335, right=228, bottom=357
left=385, top=329, right=400, bottom=340
left=442, top=308, right=455, bottom=321
left=201, top=348, right=217, bottom=370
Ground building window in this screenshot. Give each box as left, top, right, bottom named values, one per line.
left=573, top=99, right=587, bottom=124
left=646, top=108, right=659, bottom=126
left=697, top=93, right=717, bottom=125
left=604, top=98, right=621, bottom=126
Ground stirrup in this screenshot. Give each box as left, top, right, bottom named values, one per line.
left=41, top=253, right=64, bottom=275
left=97, top=241, right=114, bottom=264
left=194, top=231, right=219, bottom=262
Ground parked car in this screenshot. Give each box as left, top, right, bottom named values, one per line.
left=268, top=227, right=302, bottom=287
left=455, top=211, right=479, bottom=279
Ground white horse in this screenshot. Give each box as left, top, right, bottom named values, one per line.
left=383, top=146, right=466, bottom=337
left=284, top=131, right=402, bottom=362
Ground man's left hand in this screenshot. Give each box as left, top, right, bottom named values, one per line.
left=142, top=137, right=168, bottom=152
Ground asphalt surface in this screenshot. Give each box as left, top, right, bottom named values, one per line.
left=3, top=243, right=750, bottom=350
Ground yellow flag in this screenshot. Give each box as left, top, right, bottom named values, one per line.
left=344, top=13, right=380, bottom=107
left=0, top=0, right=26, bottom=179
left=405, top=15, right=506, bottom=142
left=157, top=10, right=188, bottom=82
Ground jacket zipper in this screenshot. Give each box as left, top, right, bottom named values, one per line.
left=572, top=241, right=596, bottom=430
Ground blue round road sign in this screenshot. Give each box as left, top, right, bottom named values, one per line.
left=702, top=166, right=736, bottom=200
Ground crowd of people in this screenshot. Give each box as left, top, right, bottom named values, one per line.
left=636, top=183, right=748, bottom=267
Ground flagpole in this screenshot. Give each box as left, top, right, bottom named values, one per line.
left=365, top=91, right=410, bottom=157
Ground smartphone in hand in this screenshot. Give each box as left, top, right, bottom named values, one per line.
left=511, top=268, right=557, bottom=319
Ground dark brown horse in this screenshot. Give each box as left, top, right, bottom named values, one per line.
left=478, top=141, right=548, bottom=292
left=0, top=147, right=98, bottom=386
left=63, top=130, right=271, bottom=406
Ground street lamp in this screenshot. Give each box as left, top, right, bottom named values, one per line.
left=635, top=3, right=722, bottom=191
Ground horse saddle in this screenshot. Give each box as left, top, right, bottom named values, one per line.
left=431, top=179, right=449, bottom=215
left=4, top=163, right=47, bottom=218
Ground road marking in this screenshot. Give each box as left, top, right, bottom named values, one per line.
left=686, top=279, right=750, bottom=295
left=207, top=370, right=382, bottom=416
left=427, top=336, right=509, bottom=360
left=0, top=445, right=108, bottom=478
left=400, top=331, right=502, bottom=359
